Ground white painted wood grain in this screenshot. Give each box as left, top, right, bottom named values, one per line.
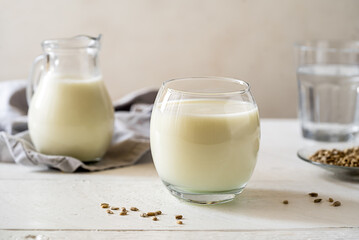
left=0, top=178, right=358, bottom=230
left=1, top=229, right=359, bottom=240
left=0, top=120, right=358, bottom=239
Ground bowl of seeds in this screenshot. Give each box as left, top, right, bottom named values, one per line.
left=297, top=144, right=359, bottom=178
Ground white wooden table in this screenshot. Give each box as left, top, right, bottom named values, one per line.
left=1, top=119, right=359, bottom=239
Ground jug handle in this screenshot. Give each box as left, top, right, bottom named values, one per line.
left=27, top=54, right=46, bottom=104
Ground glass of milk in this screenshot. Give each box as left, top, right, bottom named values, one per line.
left=150, top=77, right=260, bottom=204
left=27, top=35, right=114, bottom=162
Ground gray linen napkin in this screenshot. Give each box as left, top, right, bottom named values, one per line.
left=0, top=80, right=157, bottom=172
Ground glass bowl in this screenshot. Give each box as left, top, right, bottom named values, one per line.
left=297, top=145, right=359, bottom=178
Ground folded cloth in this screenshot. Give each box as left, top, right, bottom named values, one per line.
left=0, top=80, right=157, bottom=172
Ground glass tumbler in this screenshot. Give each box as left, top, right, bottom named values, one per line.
left=150, top=77, right=260, bottom=204
left=295, top=41, right=359, bottom=142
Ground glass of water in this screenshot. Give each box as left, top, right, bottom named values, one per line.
left=295, top=41, right=359, bottom=142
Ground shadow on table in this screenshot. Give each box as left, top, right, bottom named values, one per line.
left=320, top=171, right=359, bottom=183
left=201, top=188, right=358, bottom=225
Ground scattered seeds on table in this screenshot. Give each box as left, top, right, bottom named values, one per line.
left=25, top=235, right=37, bottom=239
left=130, top=207, right=139, bottom=211
left=155, top=211, right=162, bottom=215
left=152, top=216, right=158, bottom=221
left=121, top=207, right=127, bottom=211
left=120, top=211, right=127, bottom=215
left=175, top=215, right=183, bottom=220
left=111, top=207, right=119, bottom=210
left=332, top=201, right=341, bottom=207
left=147, top=212, right=156, bottom=216
left=177, top=220, right=183, bottom=225
left=308, top=192, right=318, bottom=197
left=106, top=210, right=114, bottom=214
left=101, top=203, right=110, bottom=208
left=328, top=198, right=334, bottom=203
left=140, top=213, right=148, bottom=217
left=314, top=199, right=322, bottom=203
left=282, top=200, right=289, bottom=204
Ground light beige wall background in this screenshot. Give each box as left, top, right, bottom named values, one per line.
left=1, top=0, right=358, bottom=117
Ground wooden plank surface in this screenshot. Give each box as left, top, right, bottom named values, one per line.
left=2, top=229, right=359, bottom=240
left=0, top=120, right=358, bottom=239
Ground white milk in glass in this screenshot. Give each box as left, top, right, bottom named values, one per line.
left=28, top=74, right=114, bottom=161
left=150, top=99, right=260, bottom=192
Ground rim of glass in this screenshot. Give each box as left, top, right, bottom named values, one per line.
left=162, top=76, right=251, bottom=96
left=42, top=35, right=101, bottom=50
left=294, top=40, right=359, bottom=52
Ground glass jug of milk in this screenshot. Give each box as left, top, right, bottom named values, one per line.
left=27, top=35, right=114, bottom=162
